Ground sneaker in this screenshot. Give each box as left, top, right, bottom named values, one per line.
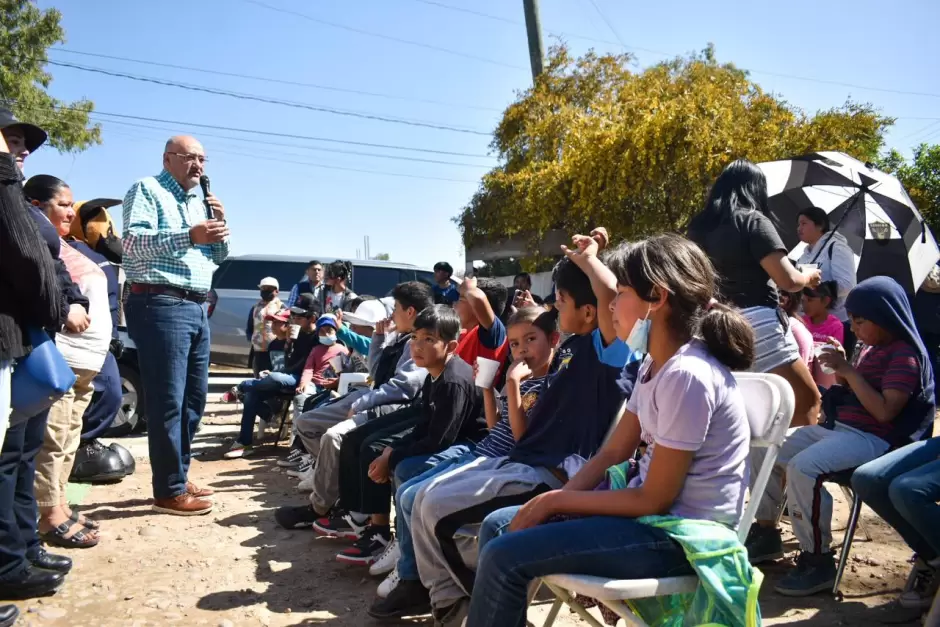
left=899, top=558, right=939, bottom=609
left=377, top=568, right=400, bottom=599
left=223, top=442, right=254, bottom=459
left=368, top=577, right=431, bottom=619
left=312, top=510, right=367, bottom=540
left=274, top=504, right=320, bottom=530
left=774, top=551, right=837, bottom=597
left=286, top=455, right=313, bottom=478
left=745, top=524, right=784, bottom=564
left=220, top=386, right=241, bottom=403
left=277, top=448, right=304, bottom=468
left=432, top=598, right=469, bottom=627
left=336, top=525, right=392, bottom=565
left=296, top=468, right=315, bottom=492
left=369, top=538, right=401, bottom=576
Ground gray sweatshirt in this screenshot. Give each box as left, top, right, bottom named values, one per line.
left=349, top=331, right=427, bottom=414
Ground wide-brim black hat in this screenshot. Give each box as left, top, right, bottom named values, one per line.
left=0, top=107, right=48, bottom=153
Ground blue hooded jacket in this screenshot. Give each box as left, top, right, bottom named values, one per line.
left=844, top=276, right=936, bottom=445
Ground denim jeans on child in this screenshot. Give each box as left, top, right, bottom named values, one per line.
left=236, top=372, right=298, bottom=446
left=393, top=444, right=475, bottom=580
left=466, top=515, right=693, bottom=627
left=852, top=437, right=940, bottom=561
left=125, top=293, right=210, bottom=500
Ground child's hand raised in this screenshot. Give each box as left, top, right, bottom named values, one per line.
left=507, top=358, right=532, bottom=383
left=561, top=233, right=599, bottom=267
left=590, top=227, right=610, bottom=251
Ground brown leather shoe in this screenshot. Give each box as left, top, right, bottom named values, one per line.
left=186, top=482, right=214, bottom=498
left=152, top=494, right=213, bottom=516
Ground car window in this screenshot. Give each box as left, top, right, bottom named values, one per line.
left=212, top=260, right=310, bottom=292
left=352, top=266, right=401, bottom=298
left=415, top=270, right=435, bottom=287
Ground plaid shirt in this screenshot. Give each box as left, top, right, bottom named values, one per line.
left=122, top=170, right=229, bottom=293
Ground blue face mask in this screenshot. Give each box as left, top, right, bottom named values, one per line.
left=320, top=334, right=337, bottom=346
left=626, top=305, right=652, bottom=353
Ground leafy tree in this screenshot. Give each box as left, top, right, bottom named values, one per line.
left=371, top=252, right=390, bottom=261
left=458, top=44, right=893, bottom=253
left=877, top=144, right=940, bottom=239
left=0, top=0, right=100, bottom=151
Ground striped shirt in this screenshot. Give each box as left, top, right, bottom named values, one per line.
left=475, top=376, right=545, bottom=458
left=837, top=340, right=921, bottom=438
left=122, top=170, right=229, bottom=293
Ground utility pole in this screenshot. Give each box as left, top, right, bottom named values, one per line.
left=522, top=0, right=544, bottom=81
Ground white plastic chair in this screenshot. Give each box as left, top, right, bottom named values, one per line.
left=337, top=372, right=369, bottom=396
left=535, top=372, right=795, bottom=627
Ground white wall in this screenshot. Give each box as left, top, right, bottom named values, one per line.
left=492, top=271, right=554, bottom=299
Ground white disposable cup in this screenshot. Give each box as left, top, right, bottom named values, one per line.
left=328, top=354, right=344, bottom=373
left=475, top=357, right=500, bottom=389
left=290, top=324, right=300, bottom=339
left=801, top=263, right=819, bottom=273
left=814, top=343, right=836, bottom=374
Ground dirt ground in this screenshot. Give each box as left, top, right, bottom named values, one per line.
left=2, top=403, right=932, bottom=627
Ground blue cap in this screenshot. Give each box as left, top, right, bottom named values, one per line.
left=316, top=314, right=338, bottom=331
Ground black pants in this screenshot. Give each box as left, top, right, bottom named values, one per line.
left=338, top=406, right=421, bottom=517
left=0, top=409, right=48, bottom=580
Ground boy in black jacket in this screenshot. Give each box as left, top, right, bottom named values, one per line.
left=333, top=305, right=485, bottom=565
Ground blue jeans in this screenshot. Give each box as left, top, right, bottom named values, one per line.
left=236, top=372, right=297, bottom=445
left=853, top=437, right=940, bottom=561
left=466, top=516, right=693, bottom=627
left=126, top=293, right=210, bottom=500
left=479, top=505, right=521, bottom=550
left=0, top=409, right=49, bottom=580
left=394, top=445, right=476, bottom=580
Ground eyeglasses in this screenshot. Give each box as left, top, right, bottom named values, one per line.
left=166, top=152, right=209, bottom=164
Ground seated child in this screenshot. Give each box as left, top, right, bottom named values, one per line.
left=274, top=282, right=434, bottom=527
left=369, top=306, right=558, bottom=619
left=454, top=276, right=510, bottom=373
left=332, top=305, right=486, bottom=565
left=748, top=276, right=935, bottom=597
left=405, top=231, right=639, bottom=624
left=801, top=281, right=845, bottom=389
left=779, top=290, right=813, bottom=369
left=294, top=314, right=349, bottom=395
left=465, top=233, right=756, bottom=627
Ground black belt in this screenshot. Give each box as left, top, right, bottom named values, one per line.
left=130, top=283, right=208, bottom=304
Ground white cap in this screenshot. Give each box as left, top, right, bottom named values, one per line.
left=259, top=277, right=279, bottom=289
left=343, top=300, right=389, bottom=327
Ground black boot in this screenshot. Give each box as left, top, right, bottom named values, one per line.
left=0, top=604, right=19, bottom=627
left=0, top=566, right=64, bottom=599
left=108, top=442, right=136, bottom=475
left=69, top=440, right=126, bottom=483
left=29, top=548, right=72, bottom=574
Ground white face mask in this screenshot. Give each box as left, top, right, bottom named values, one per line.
left=625, top=305, right=652, bottom=353
left=320, top=334, right=337, bottom=346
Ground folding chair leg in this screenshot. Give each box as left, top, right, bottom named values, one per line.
left=775, top=494, right=789, bottom=526
left=541, top=583, right=607, bottom=627
left=276, top=403, right=291, bottom=444
left=839, top=485, right=871, bottom=542
left=834, top=493, right=863, bottom=595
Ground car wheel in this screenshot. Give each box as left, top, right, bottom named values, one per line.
left=117, top=360, right=146, bottom=432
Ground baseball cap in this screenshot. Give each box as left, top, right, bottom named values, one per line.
left=259, top=277, right=279, bottom=290
left=316, top=314, right=339, bottom=331
left=265, top=309, right=290, bottom=323
left=0, top=107, right=47, bottom=153
left=289, top=293, right=319, bottom=317
left=803, top=281, right=837, bottom=300
left=343, top=300, right=388, bottom=327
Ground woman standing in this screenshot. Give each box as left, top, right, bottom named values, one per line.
left=795, top=207, right=858, bottom=357
left=688, top=159, right=822, bottom=428
left=23, top=175, right=112, bottom=549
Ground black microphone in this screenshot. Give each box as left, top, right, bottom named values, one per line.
left=199, top=174, right=212, bottom=220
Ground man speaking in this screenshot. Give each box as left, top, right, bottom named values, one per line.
left=122, top=136, right=229, bottom=515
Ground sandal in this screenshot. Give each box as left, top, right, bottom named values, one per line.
left=40, top=521, right=100, bottom=549
left=68, top=511, right=99, bottom=531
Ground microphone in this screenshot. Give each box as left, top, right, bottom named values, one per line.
left=199, top=174, right=212, bottom=220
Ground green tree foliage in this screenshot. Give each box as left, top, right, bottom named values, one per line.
left=0, top=0, right=100, bottom=151
left=877, top=144, right=940, bottom=239
left=371, top=252, right=391, bottom=261
left=458, top=44, right=893, bottom=252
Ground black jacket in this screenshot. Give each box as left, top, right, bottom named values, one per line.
left=0, top=154, right=60, bottom=361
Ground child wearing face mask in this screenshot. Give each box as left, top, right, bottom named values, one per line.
left=248, top=276, right=284, bottom=377
left=296, top=314, right=349, bottom=395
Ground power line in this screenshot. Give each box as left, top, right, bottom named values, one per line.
left=48, top=60, right=493, bottom=136
left=239, top=0, right=527, bottom=71
left=95, top=117, right=492, bottom=168
left=50, top=48, right=504, bottom=113
left=12, top=102, right=495, bottom=158
left=585, top=0, right=627, bottom=48
left=896, top=120, right=940, bottom=143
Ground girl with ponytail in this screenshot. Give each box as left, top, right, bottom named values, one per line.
left=467, top=232, right=757, bottom=627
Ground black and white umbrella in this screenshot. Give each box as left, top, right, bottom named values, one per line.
left=760, top=151, right=939, bottom=293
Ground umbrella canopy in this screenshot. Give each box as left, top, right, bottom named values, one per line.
left=760, top=151, right=939, bottom=294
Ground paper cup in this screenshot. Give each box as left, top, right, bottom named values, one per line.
left=801, top=263, right=819, bottom=273
left=289, top=324, right=300, bottom=339
left=328, top=354, right=345, bottom=373
left=475, top=357, right=500, bottom=388
left=814, top=343, right=836, bottom=374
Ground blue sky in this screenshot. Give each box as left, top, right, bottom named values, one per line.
left=27, top=0, right=940, bottom=270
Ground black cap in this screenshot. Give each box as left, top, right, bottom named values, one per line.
left=289, top=293, right=320, bottom=317
left=0, top=107, right=47, bottom=153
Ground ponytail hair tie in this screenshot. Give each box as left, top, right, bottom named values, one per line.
left=705, top=298, right=719, bottom=312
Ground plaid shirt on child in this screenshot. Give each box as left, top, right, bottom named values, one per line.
left=122, top=169, right=229, bottom=293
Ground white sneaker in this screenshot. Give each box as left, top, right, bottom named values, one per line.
left=376, top=568, right=400, bottom=599
left=369, top=538, right=400, bottom=576
left=286, top=454, right=313, bottom=478
left=223, top=442, right=254, bottom=459
left=277, top=447, right=305, bottom=468
left=296, top=468, right=315, bottom=492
